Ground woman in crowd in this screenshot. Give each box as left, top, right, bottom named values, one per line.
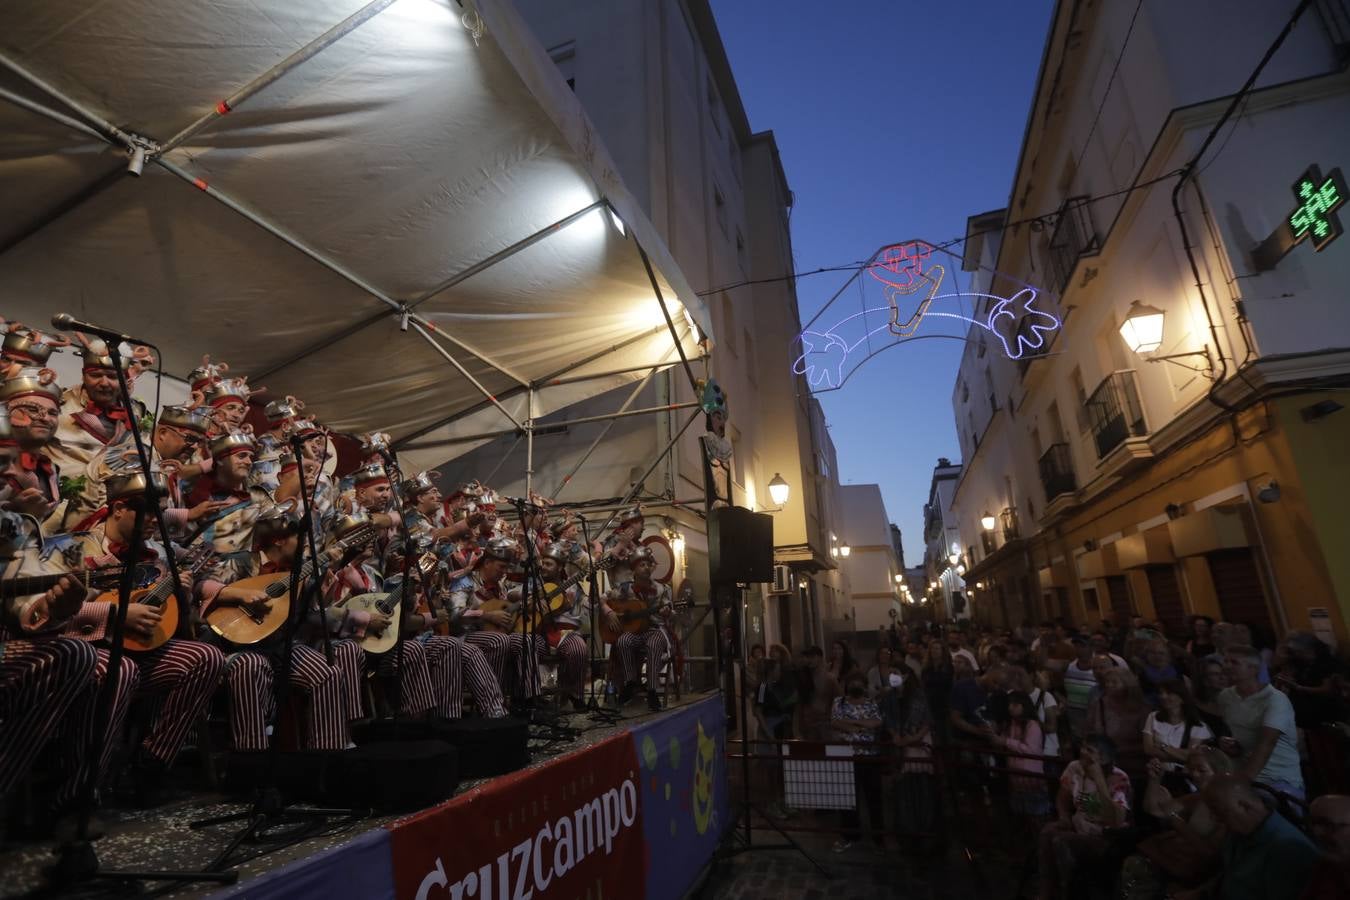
left=1118, top=746, right=1234, bottom=900
left=1029, top=667, right=1062, bottom=761
left=1142, top=679, right=1214, bottom=778
left=1275, top=631, right=1346, bottom=793
left=756, top=643, right=798, bottom=740
left=866, top=645, right=902, bottom=698
left=922, top=640, right=955, bottom=746
left=827, top=639, right=858, bottom=687
left=830, top=673, right=883, bottom=852
left=1088, top=666, right=1150, bottom=781
left=1136, top=640, right=1187, bottom=705
left=1036, top=735, right=1133, bottom=900
left=1185, top=616, right=1217, bottom=661
left=881, top=661, right=937, bottom=844
left=742, top=643, right=765, bottom=741
left=994, top=690, right=1050, bottom=817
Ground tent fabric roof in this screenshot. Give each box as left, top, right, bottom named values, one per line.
left=0, top=0, right=708, bottom=474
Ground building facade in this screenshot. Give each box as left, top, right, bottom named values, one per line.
left=923, top=458, right=968, bottom=621
left=947, top=0, right=1350, bottom=645
left=445, top=0, right=845, bottom=658
left=837, top=484, right=904, bottom=645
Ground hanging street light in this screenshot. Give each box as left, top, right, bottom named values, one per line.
left=767, top=473, right=790, bottom=506
left=1118, top=300, right=1167, bottom=354
left=980, top=511, right=997, bottom=532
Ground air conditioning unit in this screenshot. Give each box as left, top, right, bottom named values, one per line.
left=769, top=564, right=792, bottom=594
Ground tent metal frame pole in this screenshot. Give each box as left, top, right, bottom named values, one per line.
left=525, top=389, right=534, bottom=496
left=399, top=397, right=696, bottom=451
left=405, top=316, right=528, bottom=387
left=159, top=0, right=399, bottom=153
left=409, top=321, right=522, bottom=429
left=539, top=356, right=708, bottom=388
left=636, top=242, right=700, bottom=394
left=0, top=84, right=106, bottom=142
left=405, top=201, right=608, bottom=312
left=549, top=353, right=676, bottom=500
left=592, top=407, right=702, bottom=537
left=391, top=327, right=671, bottom=450
left=0, top=53, right=144, bottom=152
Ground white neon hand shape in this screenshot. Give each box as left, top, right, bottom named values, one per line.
left=791, top=331, right=851, bottom=390
left=987, top=288, right=1058, bottom=359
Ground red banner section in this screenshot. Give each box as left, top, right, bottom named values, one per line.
left=388, top=733, right=645, bottom=900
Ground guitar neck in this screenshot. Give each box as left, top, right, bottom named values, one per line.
left=376, top=583, right=404, bottom=616
left=547, top=554, right=621, bottom=599
left=0, top=569, right=109, bottom=599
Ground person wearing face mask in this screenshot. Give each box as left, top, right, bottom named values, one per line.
left=830, top=674, right=882, bottom=852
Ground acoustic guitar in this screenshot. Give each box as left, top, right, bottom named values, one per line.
left=537, top=552, right=628, bottom=641
left=337, top=552, right=438, bottom=655
left=89, top=543, right=214, bottom=652
left=599, top=584, right=689, bottom=645
left=479, top=538, right=634, bottom=636
left=204, top=523, right=376, bottom=646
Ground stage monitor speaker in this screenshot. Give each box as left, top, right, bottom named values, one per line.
left=708, top=505, right=774, bottom=584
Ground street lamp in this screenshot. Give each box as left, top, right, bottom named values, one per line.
left=1118, top=300, right=1166, bottom=354
left=980, top=511, right=997, bottom=532
left=767, top=473, right=790, bottom=506
left=839, top=545, right=851, bottom=558
left=948, top=552, right=960, bottom=566
left=894, top=574, right=903, bottom=584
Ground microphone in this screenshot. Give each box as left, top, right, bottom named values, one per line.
left=51, top=313, right=151, bottom=347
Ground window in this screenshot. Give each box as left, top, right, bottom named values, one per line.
left=713, top=181, right=727, bottom=236
left=743, top=327, right=757, bottom=384
left=1007, top=394, right=1016, bottom=419
left=968, top=410, right=977, bottom=444
left=984, top=369, right=997, bottom=411
left=729, top=133, right=742, bottom=184
left=706, top=75, right=723, bottom=136
left=548, top=41, right=577, bottom=91
left=1071, top=367, right=1090, bottom=433
left=961, top=381, right=970, bottom=403
left=735, top=226, right=747, bottom=268
left=721, top=294, right=737, bottom=356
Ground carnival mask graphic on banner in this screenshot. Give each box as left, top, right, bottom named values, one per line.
left=791, top=239, right=1062, bottom=390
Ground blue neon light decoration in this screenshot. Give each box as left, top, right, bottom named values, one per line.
left=791, top=240, right=1061, bottom=391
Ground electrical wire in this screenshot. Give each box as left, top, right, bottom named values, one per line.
left=1071, top=0, right=1145, bottom=178
left=695, top=170, right=1182, bottom=297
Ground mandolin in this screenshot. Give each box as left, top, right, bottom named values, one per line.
left=204, top=523, right=376, bottom=646
left=479, top=538, right=634, bottom=636
left=89, top=543, right=214, bottom=652
left=337, top=552, right=437, bottom=655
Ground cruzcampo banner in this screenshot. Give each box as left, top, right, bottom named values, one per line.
left=389, top=732, right=646, bottom=900
left=629, top=695, right=730, bottom=900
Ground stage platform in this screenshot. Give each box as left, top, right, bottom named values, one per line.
left=2, top=692, right=729, bottom=900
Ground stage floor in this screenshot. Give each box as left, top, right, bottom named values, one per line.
left=2, top=691, right=718, bottom=899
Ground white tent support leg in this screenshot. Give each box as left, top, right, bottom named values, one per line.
left=409, top=321, right=522, bottom=429
left=158, top=0, right=400, bottom=154
left=525, top=388, right=534, bottom=496
left=592, top=407, right=702, bottom=536
left=549, top=351, right=678, bottom=501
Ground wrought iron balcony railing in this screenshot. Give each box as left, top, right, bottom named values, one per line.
left=1039, top=442, right=1076, bottom=501
left=1085, top=370, right=1147, bottom=459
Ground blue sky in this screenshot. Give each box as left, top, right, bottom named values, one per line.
left=711, top=0, right=1054, bottom=565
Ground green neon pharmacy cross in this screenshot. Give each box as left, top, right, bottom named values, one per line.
left=1288, top=164, right=1345, bottom=252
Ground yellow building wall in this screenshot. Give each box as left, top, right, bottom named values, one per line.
left=1036, top=402, right=1347, bottom=644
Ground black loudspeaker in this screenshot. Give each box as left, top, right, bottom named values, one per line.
left=226, top=740, right=460, bottom=812
left=708, top=505, right=774, bottom=584
left=431, top=717, right=530, bottom=778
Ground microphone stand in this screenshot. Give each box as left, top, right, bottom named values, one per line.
left=381, top=449, right=414, bottom=727
left=46, top=343, right=236, bottom=891
left=189, top=437, right=361, bottom=872
left=576, top=515, right=619, bottom=724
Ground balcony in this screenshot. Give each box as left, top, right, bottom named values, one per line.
left=1000, top=507, right=1020, bottom=541
left=1044, top=196, right=1100, bottom=296
left=1039, top=443, right=1077, bottom=500
left=1086, top=370, right=1153, bottom=467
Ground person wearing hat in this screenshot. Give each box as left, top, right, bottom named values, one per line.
left=603, top=545, right=673, bottom=712
left=58, top=469, right=225, bottom=804
left=447, top=537, right=542, bottom=707
left=1, top=366, right=66, bottom=527
left=189, top=429, right=271, bottom=604
left=381, top=536, right=508, bottom=720
left=62, top=401, right=222, bottom=533
left=201, top=377, right=257, bottom=438
left=0, top=407, right=98, bottom=824
left=536, top=542, right=590, bottom=711
left=217, top=505, right=367, bottom=752
left=46, top=336, right=152, bottom=478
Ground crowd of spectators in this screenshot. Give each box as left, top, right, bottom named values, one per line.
left=738, top=613, right=1350, bottom=898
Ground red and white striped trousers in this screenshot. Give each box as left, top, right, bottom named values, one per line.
left=374, top=638, right=437, bottom=717
left=53, top=647, right=140, bottom=807
left=464, top=630, right=541, bottom=701
left=420, top=635, right=507, bottom=718
left=0, top=637, right=98, bottom=795
left=131, top=639, right=225, bottom=764
left=552, top=631, right=589, bottom=700
left=225, top=645, right=349, bottom=751
left=615, top=627, right=670, bottom=692
left=328, top=639, right=366, bottom=722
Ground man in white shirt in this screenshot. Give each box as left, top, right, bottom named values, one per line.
left=946, top=629, right=979, bottom=672
left=1217, top=645, right=1304, bottom=799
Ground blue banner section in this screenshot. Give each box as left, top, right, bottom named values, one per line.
left=209, top=827, right=395, bottom=900
left=631, top=695, right=730, bottom=900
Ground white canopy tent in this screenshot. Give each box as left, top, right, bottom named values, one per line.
left=0, top=0, right=711, bottom=482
